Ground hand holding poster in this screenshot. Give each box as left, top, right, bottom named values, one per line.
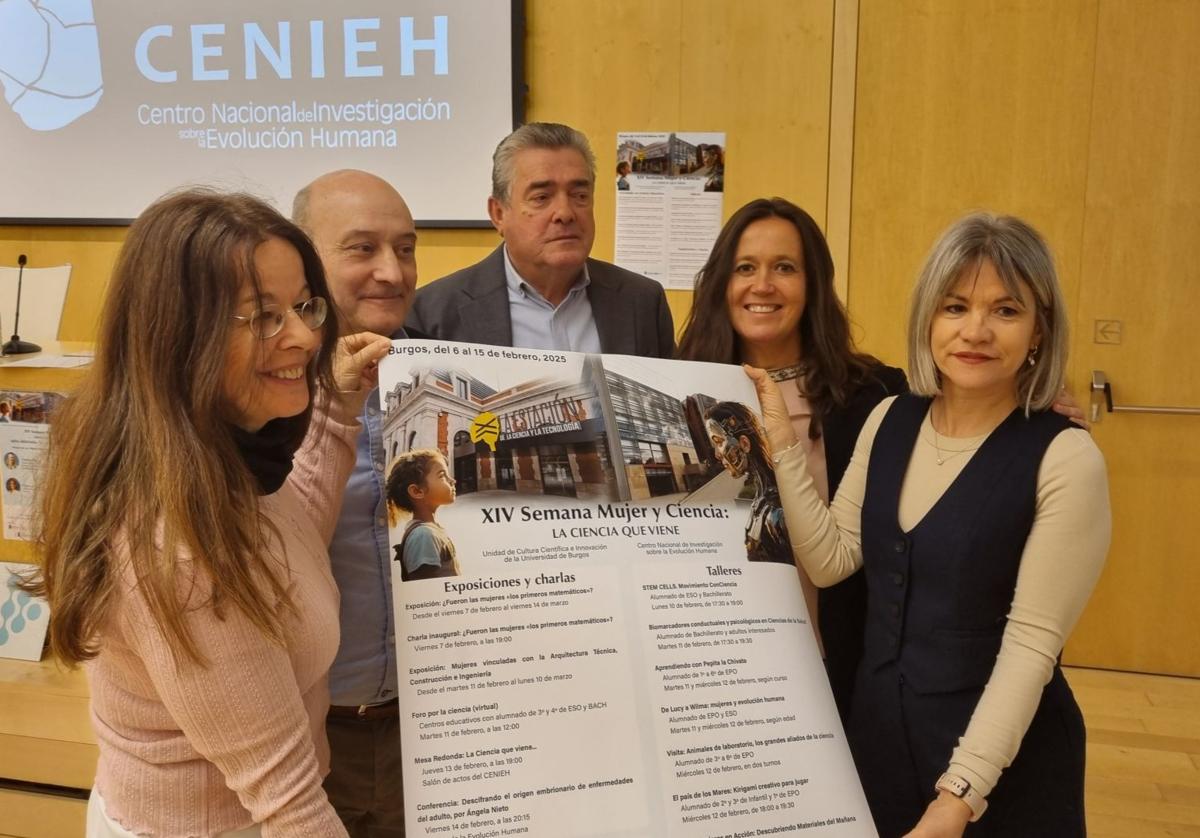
left=381, top=341, right=875, bottom=837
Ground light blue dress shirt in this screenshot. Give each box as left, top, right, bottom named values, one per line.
left=327, top=385, right=397, bottom=707
left=503, top=247, right=602, bottom=353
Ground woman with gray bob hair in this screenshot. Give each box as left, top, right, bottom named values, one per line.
left=908, top=212, right=1068, bottom=413
left=748, top=212, right=1109, bottom=836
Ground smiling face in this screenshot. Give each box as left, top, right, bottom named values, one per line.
left=304, top=171, right=417, bottom=335
left=223, top=237, right=323, bottom=432
left=488, top=146, right=596, bottom=293
left=931, top=258, right=1040, bottom=402
left=725, top=216, right=807, bottom=369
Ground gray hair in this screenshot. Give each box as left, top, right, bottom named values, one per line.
left=491, top=122, right=596, bottom=203
left=907, top=212, right=1068, bottom=412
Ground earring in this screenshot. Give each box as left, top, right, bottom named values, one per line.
left=1027, top=346, right=1039, bottom=367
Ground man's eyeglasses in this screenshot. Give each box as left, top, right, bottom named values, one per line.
left=231, top=296, right=328, bottom=339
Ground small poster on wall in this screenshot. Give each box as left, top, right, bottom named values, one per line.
left=614, top=131, right=725, bottom=290
left=0, top=562, right=49, bottom=661
left=0, top=390, right=63, bottom=541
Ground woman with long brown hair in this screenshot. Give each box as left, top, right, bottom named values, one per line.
left=677, top=197, right=907, bottom=720
left=29, top=189, right=389, bottom=836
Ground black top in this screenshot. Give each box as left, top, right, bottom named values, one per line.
left=814, top=364, right=909, bottom=721
left=859, top=395, right=1072, bottom=691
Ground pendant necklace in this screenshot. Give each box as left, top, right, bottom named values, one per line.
left=927, top=409, right=984, bottom=466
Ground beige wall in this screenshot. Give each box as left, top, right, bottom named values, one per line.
left=524, top=0, right=836, bottom=330
left=847, top=0, right=1098, bottom=366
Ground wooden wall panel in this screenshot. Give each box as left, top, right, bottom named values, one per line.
left=827, top=0, right=862, bottom=302
left=678, top=0, right=834, bottom=222
left=1063, top=0, right=1200, bottom=675
left=848, top=0, right=1098, bottom=367
left=0, top=228, right=123, bottom=342
left=0, top=790, right=86, bottom=838
left=526, top=0, right=835, bottom=334
left=0, top=656, right=95, bottom=790
left=522, top=0, right=685, bottom=324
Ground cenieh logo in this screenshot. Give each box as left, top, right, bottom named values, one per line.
left=0, top=0, right=103, bottom=130
left=135, top=16, right=449, bottom=82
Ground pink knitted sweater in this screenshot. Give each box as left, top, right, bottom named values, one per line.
left=85, top=406, right=359, bottom=837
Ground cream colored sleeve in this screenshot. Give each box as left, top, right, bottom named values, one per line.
left=947, top=429, right=1111, bottom=797
left=775, top=397, right=896, bottom=587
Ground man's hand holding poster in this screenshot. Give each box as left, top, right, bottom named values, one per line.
left=381, top=341, right=875, bottom=837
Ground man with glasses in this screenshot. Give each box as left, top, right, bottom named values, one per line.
left=291, top=169, right=420, bottom=837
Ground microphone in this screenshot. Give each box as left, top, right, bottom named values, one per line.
left=3, top=253, right=41, bottom=356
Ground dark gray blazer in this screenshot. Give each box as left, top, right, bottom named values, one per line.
left=406, top=246, right=675, bottom=359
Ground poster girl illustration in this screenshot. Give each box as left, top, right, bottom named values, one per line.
left=703, top=401, right=791, bottom=563
left=386, top=449, right=461, bottom=582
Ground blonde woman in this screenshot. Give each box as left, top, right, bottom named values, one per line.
left=750, top=213, right=1109, bottom=837
left=30, top=190, right=389, bottom=836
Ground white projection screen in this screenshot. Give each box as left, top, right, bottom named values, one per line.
left=0, top=0, right=521, bottom=225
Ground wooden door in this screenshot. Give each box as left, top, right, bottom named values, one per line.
left=1061, top=0, right=1200, bottom=676
left=847, top=0, right=1200, bottom=675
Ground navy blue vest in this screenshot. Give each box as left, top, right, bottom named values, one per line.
left=859, top=395, right=1072, bottom=694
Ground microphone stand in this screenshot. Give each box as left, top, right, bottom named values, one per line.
left=3, top=254, right=40, bottom=355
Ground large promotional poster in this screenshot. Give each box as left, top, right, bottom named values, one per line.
left=381, top=341, right=876, bottom=837
left=0, top=0, right=515, bottom=222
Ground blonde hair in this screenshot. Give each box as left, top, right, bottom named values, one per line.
left=907, top=212, right=1067, bottom=412
left=30, top=189, right=337, bottom=665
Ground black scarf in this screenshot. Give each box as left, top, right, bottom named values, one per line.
left=231, top=415, right=305, bottom=495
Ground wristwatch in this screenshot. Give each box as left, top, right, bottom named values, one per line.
left=934, top=772, right=987, bottom=821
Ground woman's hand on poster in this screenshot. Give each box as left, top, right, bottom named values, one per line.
left=903, top=793, right=972, bottom=838
left=332, top=332, right=392, bottom=410
left=743, top=365, right=799, bottom=457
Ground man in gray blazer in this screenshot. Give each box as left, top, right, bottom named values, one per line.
left=407, top=122, right=675, bottom=358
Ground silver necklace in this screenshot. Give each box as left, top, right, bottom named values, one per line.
left=928, top=428, right=982, bottom=466
left=767, top=362, right=805, bottom=382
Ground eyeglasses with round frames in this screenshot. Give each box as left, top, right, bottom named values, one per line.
left=231, top=296, right=328, bottom=339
